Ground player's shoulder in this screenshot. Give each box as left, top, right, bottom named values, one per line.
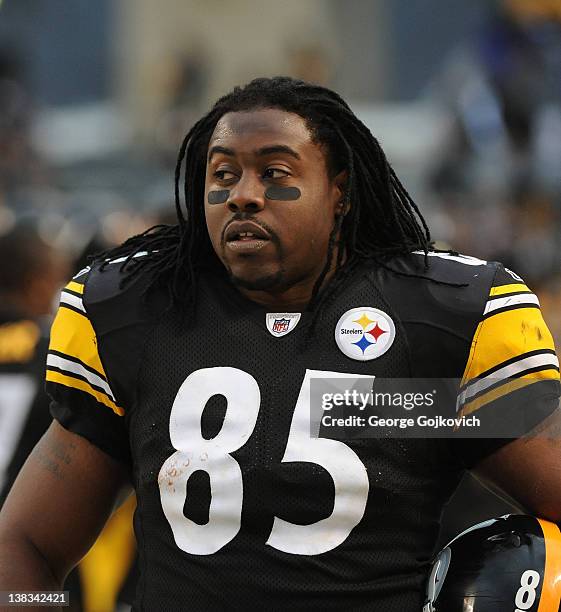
left=385, top=250, right=519, bottom=295
left=370, top=251, right=526, bottom=331
left=68, top=250, right=149, bottom=300
left=399, top=250, right=502, bottom=287
left=61, top=251, right=162, bottom=333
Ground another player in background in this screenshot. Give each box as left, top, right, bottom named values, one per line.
left=0, top=223, right=136, bottom=612
left=0, top=223, right=66, bottom=506
left=1, top=77, right=561, bottom=611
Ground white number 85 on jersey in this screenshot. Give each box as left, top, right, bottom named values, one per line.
left=158, top=368, right=370, bottom=556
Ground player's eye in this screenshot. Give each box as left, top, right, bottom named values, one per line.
left=263, top=168, right=289, bottom=180
left=214, top=170, right=237, bottom=181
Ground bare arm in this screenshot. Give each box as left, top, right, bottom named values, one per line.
left=0, top=421, right=130, bottom=609
left=473, top=406, right=561, bottom=522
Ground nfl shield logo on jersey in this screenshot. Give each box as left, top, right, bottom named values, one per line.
left=266, top=313, right=301, bottom=337
left=273, top=318, right=290, bottom=333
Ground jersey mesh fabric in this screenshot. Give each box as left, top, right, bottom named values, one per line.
left=46, top=255, right=561, bottom=609
left=127, top=268, right=462, bottom=611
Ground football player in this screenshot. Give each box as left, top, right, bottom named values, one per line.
left=0, top=223, right=66, bottom=507
left=0, top=223, right=136, bottom=611
left=1, top=77, right=560, bottom=611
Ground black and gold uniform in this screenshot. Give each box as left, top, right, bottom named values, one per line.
left=46, top=252, right=560, bottom=611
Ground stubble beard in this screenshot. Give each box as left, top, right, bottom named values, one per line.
left=223, top=235, right=287, bottom=291
left=227, top=266, right=285, bottom=291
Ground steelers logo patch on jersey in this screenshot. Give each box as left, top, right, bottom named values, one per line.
left=335, top=307, right=395, bottom=361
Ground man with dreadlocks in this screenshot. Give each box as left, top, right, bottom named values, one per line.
left=1, top=77, right=560, bottom=611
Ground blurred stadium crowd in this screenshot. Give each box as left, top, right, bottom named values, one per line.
left=1, top=0, right=561, bottom=610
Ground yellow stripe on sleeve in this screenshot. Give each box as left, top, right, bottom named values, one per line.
left=66, top=280, right=85, bottom=295
left=458, top=369, right=560, bottom=418
left=489, top=283, right=530, bottom=297
left=46, top=370, right=123, bottom=415
left=462, top=307, right=556, bottom=385
left=538, top=519, right=561, bottom=612
left=49, top=306, right=107, bottom=380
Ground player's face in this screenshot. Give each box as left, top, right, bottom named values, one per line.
left=204, top=108, right=344, bottom=305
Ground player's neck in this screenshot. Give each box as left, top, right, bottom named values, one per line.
left=235, top=249, right=344, bottom=311
left=236, top=282, right=318, bottom=311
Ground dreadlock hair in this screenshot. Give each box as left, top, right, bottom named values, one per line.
left=101, top=76, right=432, bottom=320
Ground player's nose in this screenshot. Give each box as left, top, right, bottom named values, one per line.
left=227, top=174, right=265, bottom=213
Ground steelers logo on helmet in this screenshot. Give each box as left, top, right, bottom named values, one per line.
left=335, top=307, right=395, bottom=361
left=423, top=514, right=561, bottom=612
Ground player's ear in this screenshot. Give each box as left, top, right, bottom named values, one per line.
left=332, top=170, right=349, bottom=218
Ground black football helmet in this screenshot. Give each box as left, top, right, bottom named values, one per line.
left=424, top=514, right=561, bottom=611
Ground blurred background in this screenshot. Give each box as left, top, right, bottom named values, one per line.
left=1, top=0, right=560, bottom=322
left=1, top=0, right=561, bottom=609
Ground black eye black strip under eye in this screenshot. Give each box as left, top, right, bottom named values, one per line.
left=207, top=186, right=302, bottom=204
left=207, top=190, right=230, bottom=204
left=265, top=186, right=301, bottom=201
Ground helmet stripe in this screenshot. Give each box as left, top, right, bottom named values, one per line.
left=537, top=518, right=561, bottom=612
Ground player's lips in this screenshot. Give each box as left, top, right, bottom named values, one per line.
left=224, top=221, right=271, bottom=252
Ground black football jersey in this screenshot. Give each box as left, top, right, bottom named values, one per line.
left=46, top=252, right=561, bottom=611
